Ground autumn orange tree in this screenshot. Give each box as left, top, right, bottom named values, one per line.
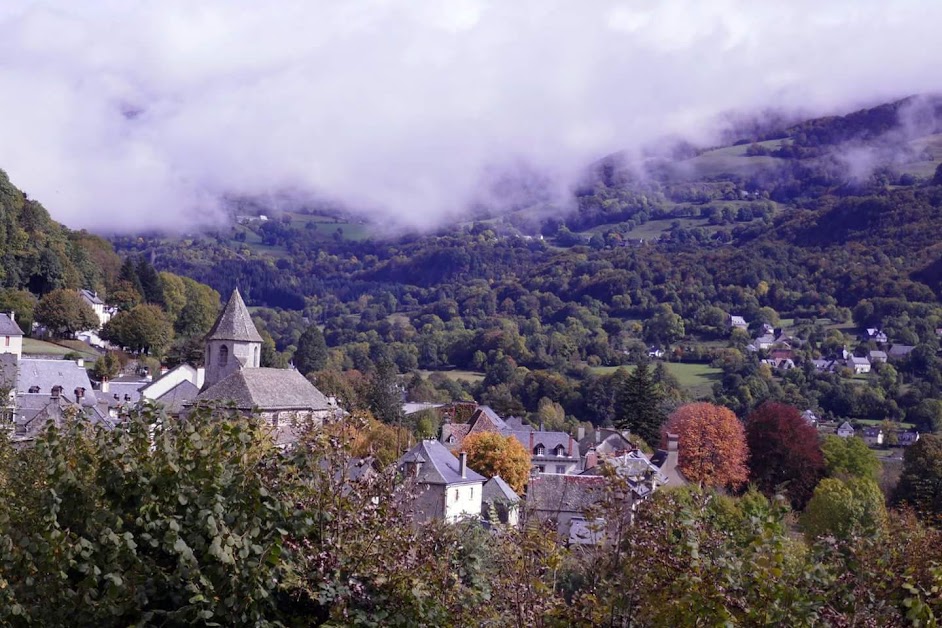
left=461, top=432, right=531, bottom=493
left=664, top=402, right=749, bottom=490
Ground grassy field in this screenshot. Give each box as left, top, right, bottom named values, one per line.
left=676, top=142, right=787, bottom=179
left=419, top=369, right=485, bottom=383
left=590, top=362, right=721, bottom=397
left=900, top=132, right=942, bottom=178
left=22, top=338, right=99, bottom=359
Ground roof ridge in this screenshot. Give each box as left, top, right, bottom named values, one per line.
left=205, top=288, right=263, bottom=343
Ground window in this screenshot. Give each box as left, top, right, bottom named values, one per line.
left=454, top=489, right=458, bottom=501
left=470, top=487, right=473, bottom=499
left=218, top=344, right=229, bottom=367
left=534, top=444, right=545, bottom=456
left=4, top=336, right=9, bottom=347
left=537, top=465, right=545, bottom=473
left=254, top=346, right=260, bottom=367
left=206, top=346, right=211, bottom=365
left=555, top=465, right=566, bottom=474
left=554, top=445, right=566, bottom=457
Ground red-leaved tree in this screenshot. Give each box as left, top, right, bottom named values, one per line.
left=663, top=402, right=749, bottom=490
left=746, top=402, right=825, bottom=509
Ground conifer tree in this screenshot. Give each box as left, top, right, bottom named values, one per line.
left=614, top=360, right=666, bottom=446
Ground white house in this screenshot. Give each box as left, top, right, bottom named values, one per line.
left=79, top=290, right=111, bottom=327
left=846, top=356, right=871, bottom=374
left=729, top=315, right=748, bottom=331
left=398, top=439, right=485, bottom=523
left=0, top=313, right=23, bottom=359
left=836, top=421, right=855, bottom=438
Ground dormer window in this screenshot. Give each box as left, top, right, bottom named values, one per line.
left=447, top=434, right=456, bottom=444
left=554, top=445, right=566, bottom=457
left=534, top=444, right=545, bottom=456
left=28, top=386, right=40, bottom=393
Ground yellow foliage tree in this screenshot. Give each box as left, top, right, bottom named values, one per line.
left=461, top=432, right=531, bottom=494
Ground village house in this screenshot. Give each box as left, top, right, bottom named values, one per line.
left=441, top=406, right=581, bottom=474
left=482, top=476, right=520, bottom=526
left=729, top=315, right=748, bottom=331
left=899, top=430, right=920, bottom=447
left=397, top=439, right=485, bottom=523
left=79, top=289, right=112, bottom=327
left=861, top=328, right=888, bottom=344
left=802, top=409, right=819, bottom=426
left=0, top=312, right=24, bottom=359
left=887, top=344, right=916, bottom=361
left=836, top=421, right=855, bottom=438
left=862, top=426, right=884, bottom=447
left=755, top=333, right=776, bottom=350
left=846, top=355, right=871, bottom=374
left=868, top=350, right=888, bottom=364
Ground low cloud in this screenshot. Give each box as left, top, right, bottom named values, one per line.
left=1, top=1, right=941, bottom=232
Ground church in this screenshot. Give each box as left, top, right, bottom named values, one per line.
left=144, top=288, right=340, bottom=443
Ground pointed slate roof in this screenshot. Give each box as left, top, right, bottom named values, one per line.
left=483, top=475, right=520, bottom=503
left=0, top=313, right=23, bottom=336
left=398, top=439, right=485, bottom=485
left=206, top=289, right=263, bottom=343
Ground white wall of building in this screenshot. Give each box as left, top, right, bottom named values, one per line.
left=1, top=334, right=22, bottom=359
left=444, top=481, right=483, bottom=522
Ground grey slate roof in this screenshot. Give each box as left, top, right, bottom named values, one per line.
left=16, top=359, right=97, bottom=406
left=205, top=289, right=263, bottom=343
left=154, top=379, right=200, bottom=414
left=79, top=289, right=104, bottom=305
left=0, top=354, right=18, bottom=391
left=888, top=344, right=916, bottom=358
left=104, top=381, right=146, bottom=406
left=510, top=430, right=573, bottom=456
left=526, top=474, right=606, bottom=513
left=483, top=475, right=520, bottom=503
left=194, top=367, right=330, bottom=410
left=0, top=313, right=23, bottom=336
left=398, top=439, right=486, bottom=486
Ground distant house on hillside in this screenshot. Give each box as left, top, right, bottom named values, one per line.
left=899, top=430, right=920, bottom=447
left=729, top=315, right=748, bottom=331
left=755, top=333, right=776, bottom=350
left=846, top=356, right=871, bottom=374
left=861, top=328, right=888, bottom=344
left=887, top=345, right=916, bottom=361
left=802, top=409, right=819, bottom=426
left=79, top=290, right=112, bottom=327
left=868, top=350, right=888, bottom=364
left=836, top=421, right=855, bottom=438
left=862, top=426, right=884, bottom=447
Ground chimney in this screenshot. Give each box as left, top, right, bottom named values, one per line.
left=568, top=435, right=574, bottom=457
left=595, top=429, right=601, bottom=444
left=74, top=387, right=85, bottom=402
left=539, top=421, right=544, bottom=432
left=585, top=448, right=598, bottom=471
left=8, top=311, right=14, bottom=322
left=667, top=433, right=679, bottom=452
left=160, top=365, right=169, bottom=376
left=577, top=426, right=585, bottom=441
left=459, top=451, right=467, bottom=479
left=51, top=385, right=62, bottom=399
left=529, top=432, right=535, bottom=452
left=76, top=358, right=84, bottom=368
left=101, top=378, right=110, bottom=394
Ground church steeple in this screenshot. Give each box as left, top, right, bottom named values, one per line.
left=203, top=288, right=263, bottom=389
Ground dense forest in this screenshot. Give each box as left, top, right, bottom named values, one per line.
left=96, top=96, right=942, bottom=437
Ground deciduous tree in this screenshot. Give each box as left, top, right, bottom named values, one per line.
left=101, top=304, right=174, bottom=355
left=663, top=402, right=749, bottom=489
left=34, top=288, right=99, bottom=337
left=746, top=402, right=825, bottom=509
left=801, top=477, right=887, bottom=540
left=894, top=434, right=942, bottom=522
left=821, top=434, right=880, bottom=480
left=461, top=431, right=531, bottom=493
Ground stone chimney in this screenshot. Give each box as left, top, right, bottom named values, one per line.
left=75, top=358, right=84, bottom=368
left=51, top=385, right=62, bottom=399
left=74, top=387, right=85, bottom=402
left=101, top=378, right=110, bottom=394
left=459, top=451, right=468, bottom=479
left=8, top=311, right=14, bottom=322
left=568, top=435, right=574, bottom=457
left=595, top=429, right=601, bottom=444
left=585, top=448, right=598, bottom=471
left=577, top=426, right=585, bottom=441
left=667, top=433, right=679, bottom=452
left=529, top=432, right=535, bottom=452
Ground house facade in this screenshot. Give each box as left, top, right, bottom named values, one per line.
left=836, top=421, right=855, bottom=438
left=398, top=440, right=485, bottom=523
left=0, top=313, right=23, bottom=359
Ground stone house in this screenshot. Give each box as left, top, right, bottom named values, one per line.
left=398, top=439, right=485, bottom=523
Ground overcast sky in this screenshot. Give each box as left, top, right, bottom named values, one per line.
left=0, top=1, right=940, bottom=231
